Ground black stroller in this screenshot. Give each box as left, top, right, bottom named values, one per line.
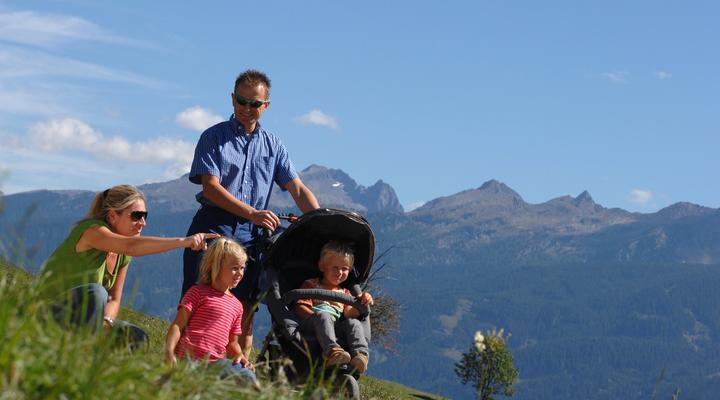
left=257, top=208, right=374, bottom=399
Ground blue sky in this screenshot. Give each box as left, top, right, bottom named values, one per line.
left=0, top=1, right=717, bottom=212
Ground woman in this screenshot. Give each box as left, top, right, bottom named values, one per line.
left=39, top=184, right=218, bottom=346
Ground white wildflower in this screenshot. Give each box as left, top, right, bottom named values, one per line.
left=474, top=331, right=485, bottom=352
left=474, top=331, right=484, bottom=344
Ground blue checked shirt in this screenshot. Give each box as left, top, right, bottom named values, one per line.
left=189, top=115, right=299, bottom=212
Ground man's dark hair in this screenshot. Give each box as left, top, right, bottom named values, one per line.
left=234, top=69, right=271, bottom=99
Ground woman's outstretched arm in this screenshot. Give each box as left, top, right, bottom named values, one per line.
left=76, top=225, right=219, bottom=257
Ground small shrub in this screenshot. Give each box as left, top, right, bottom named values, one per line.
left=454, top=328, right=519, bottom=400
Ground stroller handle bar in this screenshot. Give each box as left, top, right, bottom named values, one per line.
left=281, top=288, right=370, bottom=320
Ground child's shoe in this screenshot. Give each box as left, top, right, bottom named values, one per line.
left=349, top=352, right=368, bottom=374
left=325, top=347, right=351, bottom=367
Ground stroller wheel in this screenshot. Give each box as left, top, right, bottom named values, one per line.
left=335, top=373, right=360, bottom=400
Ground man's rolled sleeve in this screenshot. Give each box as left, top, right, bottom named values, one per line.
left=273, top=143, right=298, bottom=188
left=189, top=130, right=221, bottom=184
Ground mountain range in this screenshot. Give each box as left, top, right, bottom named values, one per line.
left=1, top=165, right=719, bottom=399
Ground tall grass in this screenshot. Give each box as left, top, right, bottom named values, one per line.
left=0, top=263, right=290, bottom=399
left=0, top=261, right=444, bottom=399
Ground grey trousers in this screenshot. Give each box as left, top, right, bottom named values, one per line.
left=299, top=312, right=369, bottom=357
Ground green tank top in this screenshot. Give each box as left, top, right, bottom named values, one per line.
left=39, top=219, right=132, bottom=299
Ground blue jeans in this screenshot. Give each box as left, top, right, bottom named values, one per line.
left=53, top=283, right=148, bottom=350
left=210, top=358, right=257, bottom=382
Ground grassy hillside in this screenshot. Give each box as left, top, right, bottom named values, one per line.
left=0, top=261, right=443, bottom=399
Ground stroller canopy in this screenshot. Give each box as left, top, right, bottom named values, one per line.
left=263, top=208, right=376, bottom=291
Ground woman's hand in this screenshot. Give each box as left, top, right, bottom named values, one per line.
left=185, top=233, right=220, bottom=251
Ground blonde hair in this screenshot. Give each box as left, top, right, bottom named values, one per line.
left=198, top=237, right=247, bottom=285
left=319, top=240, right=355, bottom=267
left=86, top=185, right=145, bottom=222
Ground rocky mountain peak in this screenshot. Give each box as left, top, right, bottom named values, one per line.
left=410, top=179, right=527, bottom=217
left=270, top=165, right=404, bottom=214
left=575, top=190, right=593, bottom=201
left=573, top=190, right=596, bottom=207
left=300, top=164, right=355, bottom=184
left=476, top=179, right=526, bottom=206
left=655, top=202, right=715, bottom=220
left=361, top=180, right=404, bottom=214
left=479, top=179, right=515, bottom=194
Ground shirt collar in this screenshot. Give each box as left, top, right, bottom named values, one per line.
left=229, top=114, right=262, bottom=136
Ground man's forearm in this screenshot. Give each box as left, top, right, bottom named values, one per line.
left=293, top=186, right=320, bottom=213
left=284, top=178, right=320, bottom=213
left=201, top=177, right=254, bottom=219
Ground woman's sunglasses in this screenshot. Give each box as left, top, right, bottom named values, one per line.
left=234, top=94, right=269, bottom=109
left=130, top=211, right=148, bottom=221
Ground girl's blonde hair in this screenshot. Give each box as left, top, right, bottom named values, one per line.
left=86, top=184, right=145, bottom=222
left=198, top=237, right=247, bottom=285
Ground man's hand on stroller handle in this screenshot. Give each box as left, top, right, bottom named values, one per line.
left=250, top=209, right=281, bottom=230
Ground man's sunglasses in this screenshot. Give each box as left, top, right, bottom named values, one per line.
left=130, top=211, right=148, bottom=221
left=234, top=94, right=269, bottom=109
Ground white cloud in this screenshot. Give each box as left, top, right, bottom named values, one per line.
left=600, top=71, right=629, bottom=84
left=29, top=117, right=99, bottom=151
left=0, top=145, right=136, bottom=194
left=0, top=11, right=161, bottom=122
left=629, top=189, right=653, bottom=205
left=0, top=44, right=160, bottom=87
left=294, top=109, right=339, bottom=130
left=0, top=84, right=71, bottom=116
left=654, top=71, right=672, bottom=80
left=27, top=117, right=194, bottom=172
left=175, top=106, right=224, bottom=132
left=0, top=10, right=151, bottom=48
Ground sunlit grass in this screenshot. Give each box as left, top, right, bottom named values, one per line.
left=0, top=261, right=324, bottom=399
left=0, top=260, right=444, bottom=399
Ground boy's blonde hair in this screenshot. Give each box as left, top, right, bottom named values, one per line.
left=319, top=240, right=355, bottom=267
left=198, top=237, right=247, bottom=285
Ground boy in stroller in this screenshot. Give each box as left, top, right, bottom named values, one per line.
left=294, top=241, right=374, bottom=373
left=258, top=208, right=376, bottom=398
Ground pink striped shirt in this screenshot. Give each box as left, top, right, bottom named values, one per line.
left=175, top=284, right=243, bottom=361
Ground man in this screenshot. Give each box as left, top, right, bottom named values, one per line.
left=183, top=69, right=320, bottom=356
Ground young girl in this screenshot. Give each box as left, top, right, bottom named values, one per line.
left=295, top=240, right=374, bottom=373
left=165, top=237, right=256, bottom=382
